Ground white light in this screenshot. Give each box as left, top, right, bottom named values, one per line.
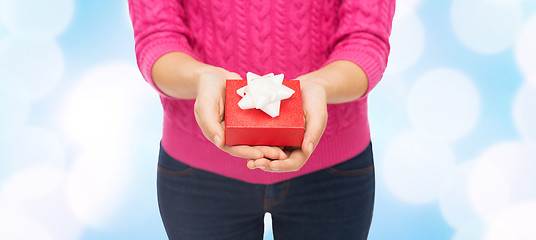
left=513, top=82, right=536, bottom=148
left=384, top=13, right=425, bottom=74
left=0, top=166, right=68, bottom=240
left=0, top=126, right=65, bottom=175
left=368, top=75, right=409, bottom=136
left=59, top=63, right=153, bottom=146
left=0, top=190, right=31, bottom=239
left=383, top=131, right=456, bottom=204
left=0, top=0, right=74, bottom=40
left=439, top=162, right=482, bottom=230
left=451, top=0, right=522, bottom=54
left=0, top=36, right=64, bottom=100
left=1, top=165, right=65, bottom=200
left=395, top=0, right=422, bottom=17
left=468, top=142, right=536, bottom=222
left=452, top=221, right=486, bottom=240
left=59, top=62, right=156, bottom=229
left=28, top=179, right=85, bottom=240
left=485, top=202, right=536, bottom=240
left=515, top=15, right=536, bottom=84
left=66, top=146, right=131, bottom=229
left=408, top=68, right=480, bottom=142
left=0, top=88, right=29, bottom=139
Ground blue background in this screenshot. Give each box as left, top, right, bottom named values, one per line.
left=1, top=0, right=535, bottom=239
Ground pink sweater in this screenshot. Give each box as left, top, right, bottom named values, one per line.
left=129, top=0, right=395, bottom=184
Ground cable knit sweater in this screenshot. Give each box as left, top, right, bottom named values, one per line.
left=128, top=0, right=395, bottom=184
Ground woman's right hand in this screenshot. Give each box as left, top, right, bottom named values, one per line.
left=193, top=66, right=287, bottom=162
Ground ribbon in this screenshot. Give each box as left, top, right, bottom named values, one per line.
left=237, top=72, right=295, bottom=117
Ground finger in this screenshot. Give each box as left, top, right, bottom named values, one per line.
left=301, top=99, right=327, bottom=157
left=252, top=146, right=286, bottom=160
left=268, top=149, right=308, bottom=172
left=227, top=72, right=242, bottom=79
left=247, top=160, right=256, bottom=169
left=253, top=158, right=272, bottom=170
left=222, top=145, right=263, bottom=160
left=194, top=99, right=225, bottom=148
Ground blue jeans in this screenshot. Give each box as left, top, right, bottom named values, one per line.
left=157, top=143, right=375, bottom=240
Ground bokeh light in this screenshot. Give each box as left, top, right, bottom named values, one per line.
left=0, top=126, right=65, bottom=176
left=439, top=162, right=482, bottom=230
left=451, top=0, right=523, bottom=54
left=385, top=12, right=425, bottom=74
left=59, top=63, right=151, bottom=146
left=513, top=83, right=536, bottom=147
left=407, top=68, right=480, bottom=142
left=66, top=147, right=130, bottom=229
left=395, top=0, right=422, bottom=17
left=60, top=63, right=154, bottom=229
left=383, top=131, right=456, bottom=204
left=1, top=1, right=535, bottom=239
left=484, top=202, right=536, bottom=240
left=0, top=0, right=74, bottom=40
left=468, top=142, right=536, bottom=222
left=0, top=36, right=64, bottom=100
left=514, top=14, right=536, bottom=84
left=451, top=221, right=486, bottom=240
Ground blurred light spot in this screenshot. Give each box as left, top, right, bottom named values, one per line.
left=1, top=164, right=65, bottom=200
left=369, top=75, right=409, bottom=135
left=0, top=167, right=62, bottom=240
left=513, top=83, right=536, bottom=148
left=395, top=0, right=422, bottom=17
left=439, top=162, right=482, bottom=230
left=66, top=147, right=130, bottom=229
left=0, top=88, right=29, bottom=140
left=383, top=131, right=456, bottom=204
left=384, top=13, right=425, bottom=74
left=59, top=63, right=152, bottom=146
left=452, top=221, right=486, bottom=240
left=515, top=14, right=536, bottom=84
left=408, top=68, right=480, bottom=142
left=0, top=0, right=74, bottom=39
left=0, top=189, right=32, bottom=239
left=468, top=142, right=536, bottom=222
left=60, top=62, right=155, bottom=229
left=0, top=126, right=65, bottom=177
left=451, top=0, right=522, bottom=54
left=0, top=165, right=84, bottom=239
left=485, top=202, right=536, bottom=240
left=0, top=214, right=54, bottom=240
left=0, top=36, right=64, bottom=100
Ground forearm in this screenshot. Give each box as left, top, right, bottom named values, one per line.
left=151, top=52, right=211, bottom=99
left=300, top=60, right=369, bottom=104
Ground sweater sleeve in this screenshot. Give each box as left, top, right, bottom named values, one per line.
left=324, top=0, right=395, bottom=98
left=128, top=0, right=196, bottom=97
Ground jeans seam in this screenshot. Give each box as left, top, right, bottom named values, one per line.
left=263, top=181, right=290, bottom=211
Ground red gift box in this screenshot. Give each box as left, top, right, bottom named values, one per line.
left=225, top=79, right=305, bottom=146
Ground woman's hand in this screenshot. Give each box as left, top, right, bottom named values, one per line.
left=193, top=66, right=287, bottom=161
left=247, top=76, right=328, bottom=172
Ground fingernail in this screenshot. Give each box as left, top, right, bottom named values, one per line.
left=308, top=143, right=314, bottom=155
left=214, top=135, right=221, bottom=147
left=259, top=166, right=266, bottom=170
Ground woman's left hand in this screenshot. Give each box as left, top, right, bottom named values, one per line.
left=247, top=75, right=328, bottom=173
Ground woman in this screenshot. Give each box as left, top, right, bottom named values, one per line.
left=129, top=0, right=395, bottom=239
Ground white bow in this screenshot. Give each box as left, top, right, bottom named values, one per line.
left=236, top=72, right=295, bottom=118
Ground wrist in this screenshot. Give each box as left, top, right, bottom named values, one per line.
left=298, top=73, right=329, bottom=102
left=194, top=66, right=227, bottom=92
